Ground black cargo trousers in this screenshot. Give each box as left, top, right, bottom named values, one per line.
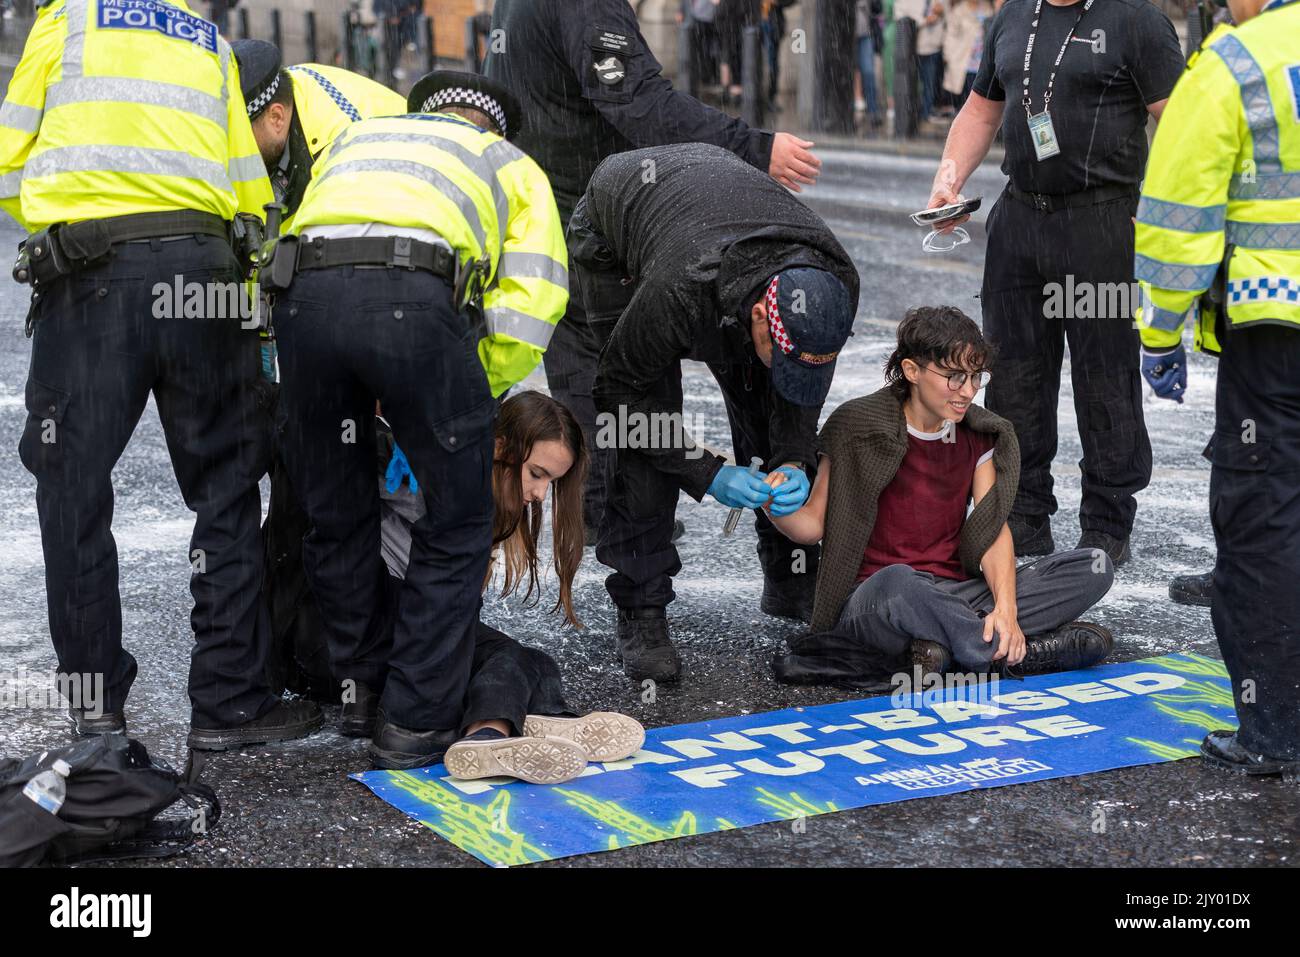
left=981, top=187, right=1152, bottom=539
left=273, top=265, right=496, bottom=732
left=1209, top=324, right=1300, bottom=761
left=19, top=235, right=277, bottom=727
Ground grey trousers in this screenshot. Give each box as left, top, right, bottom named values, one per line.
left=833, top=549, right=1115, bottom=671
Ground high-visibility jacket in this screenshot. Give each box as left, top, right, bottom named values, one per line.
left=0, top=0, right=271, bottom=232
left=1135, top=0, right=1300, bottom=354
left=291, top=113, right=568, bottom=398
left=285, top=64, right=405, bottom=160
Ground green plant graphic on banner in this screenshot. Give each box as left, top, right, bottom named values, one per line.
left=1126, top=653, right=1234, bottom=760
left=755, top=788, right=839, bottom=819
left=553, top=787, right=698, bottom=849
left=388, top=772, right=546, bottom=866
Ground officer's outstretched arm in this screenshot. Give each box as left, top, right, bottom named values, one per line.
left=0, top=5, right=64, bottom=230
left=224, top=49, right=275, bottom=219
left=478, top=154, right=569, bottom=397
left=1135, top=51, right=1241, bottom=352
left=558, top=0, right=773, bottom=173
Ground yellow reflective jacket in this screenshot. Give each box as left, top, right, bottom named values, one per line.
left=0, top=0, right=271, bottom=232
left=1135, top=0, right=1300, bottom=354
left=291, top=113, right=568, bottom=397
left=285, top=64, right=406, bottom=159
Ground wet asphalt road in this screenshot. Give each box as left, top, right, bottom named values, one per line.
left=0, top=147, right=1295, bottom=868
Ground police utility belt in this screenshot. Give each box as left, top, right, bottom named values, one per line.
left=13, top=210, right=263, bottom=287
left=259, top=234, right=488, bottom=312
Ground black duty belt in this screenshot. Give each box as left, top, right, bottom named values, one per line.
left=1006, top=182, right=1137, bottom=214
left=293, top=236, right=457, bottom=280
left=80, top=209, right=230, bottom=244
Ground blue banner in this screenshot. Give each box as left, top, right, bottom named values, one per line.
left=351, top=653, right=1235, bottom=867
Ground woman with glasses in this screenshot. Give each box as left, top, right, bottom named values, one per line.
left=762, top=306, right=1117, bottom=688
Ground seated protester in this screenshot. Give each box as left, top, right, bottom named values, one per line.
left=380, top=391, right=645, bottom=781
left=767, top=307, right=1116, bottom=687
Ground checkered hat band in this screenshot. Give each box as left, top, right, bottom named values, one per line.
left=423, top=88, right=507, bottom=135
left=765, top=274, right=795, bottom=356
left=246, top=73, right=280, bottom=117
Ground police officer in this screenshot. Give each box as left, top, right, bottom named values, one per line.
left=269, top=71, right=567, bottom=769
left=926, top=0, right=1185, bottom=566
left=0, top=0, right=321, bottom=748
left=570, top=143, right=858, bottom=681
left=231, top=40, right=407, bottom=221
left=485, top=0, right=822, bottom=537
left=1135, top=0, right=1300, bottom=779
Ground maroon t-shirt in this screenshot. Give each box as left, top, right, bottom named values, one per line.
left=857, top=421, right=995, bottom=583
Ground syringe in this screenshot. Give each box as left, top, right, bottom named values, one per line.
left=722, top=456, right=765, bottom=536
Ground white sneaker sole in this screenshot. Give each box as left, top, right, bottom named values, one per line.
left=522, top=712, right=646, bottom=763
left=443, top=735, right=588, bottom=785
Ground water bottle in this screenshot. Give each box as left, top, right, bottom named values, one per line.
left=22, top=758, right=71, bottom=815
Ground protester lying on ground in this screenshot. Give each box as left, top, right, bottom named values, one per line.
left=765, top=307, right=1117, bottom=689
left=379, top=391, right=645, bottom=780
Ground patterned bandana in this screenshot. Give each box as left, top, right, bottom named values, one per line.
left=423, top=88, right=508, bottom=136
left=246, top=73, right=281, bottom=118
left=765, top=274, right=794, bottom=356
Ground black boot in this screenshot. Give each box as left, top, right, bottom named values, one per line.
left=910, top=639, right=952, bottom=679
left=1200, top=730, right=1300, bottom=780
left=368, top=711, right=460, bottom=770
left=616, top=607, right=681, bottom=682
left=340, top=680, right=380, bottom=738
left=1009, top=513, right=1054, bottom=557
left=69, top=708, right=126, bottom=736
left=187, top=699, right=324, bottom=751
left=1077, top=530, right=1131, bottom=567
left=1169, top=571, right=1213, bottom=607
left=1006, top=621, right=1114, bottom=676
left=761, top=575, right=815, bottom=623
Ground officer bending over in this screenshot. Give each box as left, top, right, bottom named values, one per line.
left=569, top=143, right=858, bottom=682
left=266, top=72, right=567, bottom=769
left=231, top=40, right=407, bottom=219
left=0, top=0, right=321, bottom=748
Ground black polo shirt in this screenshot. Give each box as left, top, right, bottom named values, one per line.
left=973, top=0, right=1184, bottom=195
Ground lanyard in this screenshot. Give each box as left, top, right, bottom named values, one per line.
left=1022, top=0, right=1095, bottom=116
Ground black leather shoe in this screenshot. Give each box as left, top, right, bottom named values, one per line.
left=671, top=518, right=686, bottom=543
left=368, top=712, right=460, bottom=770
left=187, top=699, right=324, bottom=751
left=910, top=639, right=952, bottom=679
left=1169, top=571, right=1213, bottom=607
left=761, top=575, right=815, bottom=623
left=1009, top=513, right=1054, bottom=557
left=1077, top=530, right=1132, bottom=567
left=616, top=607, right=681, bottom=682
left=1200, top=730, right=1300, bottom=780
left=1006, top=621, right=1114, bottom=676
left=340, top=681, right=380, bottom=738
left=69, top=708, right=126, bottom=736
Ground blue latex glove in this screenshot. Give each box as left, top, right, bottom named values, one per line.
left=1142, top=345, right=1186, bottom=404
left=766, top=466, right=811, bottom=517
left=708, top=464, right=772, bottom=509
left=385, top=443, right=420, bottom=495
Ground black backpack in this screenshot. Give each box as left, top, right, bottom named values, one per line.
left=0, top=734, right=219, bottom=867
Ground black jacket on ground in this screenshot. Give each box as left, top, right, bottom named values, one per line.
left=484, top=0, right=773, bottom=223
left=571, top=143, right=860, bottom=501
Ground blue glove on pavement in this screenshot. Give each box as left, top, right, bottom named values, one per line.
left=708, top=464, right=772, bottom=509
left=385, top=443, right=420, bottom=495
left=766, top=466, right=810, bottom=517
left=1141, top=345, right=1186, bottom=404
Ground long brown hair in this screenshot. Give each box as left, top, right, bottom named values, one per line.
left=487, top=391, right=588, bottom=627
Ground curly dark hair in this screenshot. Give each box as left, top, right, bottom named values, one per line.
left=884, top=306, right=994, bottom=400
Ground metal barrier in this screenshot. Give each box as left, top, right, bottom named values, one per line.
left=305, top=10, right=318, bottom=63
left=238, top=7, right=250, bottom=41
left=269, top=8, right=282, bottom=52
left=740, top=25, right=764, bottom=129
left=677, top=18, right=698, bottom=99
left=421, top=14, right=435, bottom=74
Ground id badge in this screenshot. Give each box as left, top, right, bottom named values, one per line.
left=1027, top=110, right=1061, bottom=161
